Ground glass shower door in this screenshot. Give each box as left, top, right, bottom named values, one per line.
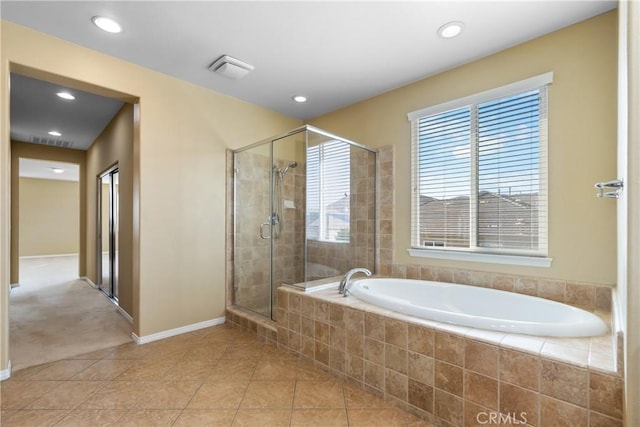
left=234, top=145, right=272, bottom=317
left=271, top=132, right=305, bottom=315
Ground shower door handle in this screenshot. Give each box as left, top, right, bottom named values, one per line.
left=260, top=221, right=271, bottom=239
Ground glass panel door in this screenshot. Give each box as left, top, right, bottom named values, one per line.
left=271, top=132, right=305, bottom=317
left=234, top=145, right=272, bottom=317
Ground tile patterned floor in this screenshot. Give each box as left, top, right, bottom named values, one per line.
left=0, top=324, right=433, bottom=426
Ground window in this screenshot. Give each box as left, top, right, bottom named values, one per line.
left=408, top=73, right=551, bottom=261
left=306, top=140, right=350, bottom=242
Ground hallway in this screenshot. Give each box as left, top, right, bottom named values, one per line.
left=9, top=255, right=131, bottom=371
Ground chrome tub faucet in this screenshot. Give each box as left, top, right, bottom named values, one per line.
left=338, top=268, right=372, bottom=297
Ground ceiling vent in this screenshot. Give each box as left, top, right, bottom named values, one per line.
left=209, top=55, right=255, bottom=80
left=30, top=135, right=73, bottom=149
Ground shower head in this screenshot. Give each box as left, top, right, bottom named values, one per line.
left=280, top=161, right=298, bottom=177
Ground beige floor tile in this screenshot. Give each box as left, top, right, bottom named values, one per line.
left=139, top=343, right=189, bottom=360
left=133, top=381, right=201, bottom=409
left=117, top=409, right=181, bottom=426
left=26, top=381, right=108, bottom=409
left=347, top=407, right=413, bottom=426
left=67, top=347, right=117, bottom=360
left=261, top=345, right=299, bottom=360
left=343, top=383, right=389, bottom=408
left=20, top=359, right=97, bottom=381
left=223, top=343, right=267, bottom=359
left=232, top=409, right=291, bottom=426
left=173, top=409, right=236, bottom=426
left=7, top=364, right=50, bottom=381
left=290, top=408, right=349, bottom=426
left=294, top=380, right=345, bottom=409
left=0, top=409, right=70, bottom=426
left=163, top=360, right=214, bottom=382
left=55, top=409, right=127, bottom=426
left=114, top=359, right=175, bottom=381
left=187, top=381, right=248, bottom=409
left=1, top=325, right=432, bottom=426
left=79, top=381, right=148, bottom=409
left=295, top=361, right=334, bottom=381
left=70, top=359, right=135, bottom=381
left=207, top=359, right=258, bottom=381
left=183, top=346, right=228, bottom=362
left=104, top=343, right=153, bottom=360
left=240, top=380, right=295, bottom=409
left=253, top=359, right=298, bottom=381
left=0, top=380, right=63, bottom=409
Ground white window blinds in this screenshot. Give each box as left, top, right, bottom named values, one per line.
left=409, top=73, right=550, bottom=257
left=306, top=140, right=351, bottom=242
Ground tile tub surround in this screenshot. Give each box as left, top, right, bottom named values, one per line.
left=275, top=286, right=623, bottom=427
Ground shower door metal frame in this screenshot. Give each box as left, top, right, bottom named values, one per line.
left=232, top=125, right=379, bottom=320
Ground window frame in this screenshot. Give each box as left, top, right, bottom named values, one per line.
left=407, top=73, right=553, bottom=267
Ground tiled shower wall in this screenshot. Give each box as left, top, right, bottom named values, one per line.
left=306, top=146, right=376, bottom=279
left=232, top=151, right=304, bottom=314
left=229, top=143, right=376, bottom=313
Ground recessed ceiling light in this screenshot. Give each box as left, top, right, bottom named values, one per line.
left=438, top=21, right=464, bottom=39
left=292, top=95, right=307, bottom=103
left=48, top=130, right=62, bottom=137
left=50, top=168, right=64, bottom=174
left=56, top=91, right=75, bottom=100
left=92, top=16, right=122, bottom=34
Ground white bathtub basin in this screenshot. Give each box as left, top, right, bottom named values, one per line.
left=348, top=278, right=608, bottom=337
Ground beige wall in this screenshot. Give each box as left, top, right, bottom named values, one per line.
left=1, top=19, right=302, bottom=372
left=310, top=11, right=618, bottom=285
left=86, top=104, right=134, bottom=317
left=10, top=141, right=87, bottom=283
left=18, top=177, right=79, bottom=256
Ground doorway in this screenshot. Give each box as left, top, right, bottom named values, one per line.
left=98, top=165, right=119, bottom=301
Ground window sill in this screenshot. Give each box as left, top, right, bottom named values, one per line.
left=406, top=248, right=552, bottom=268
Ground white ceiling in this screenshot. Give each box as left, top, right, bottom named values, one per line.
left=1, top=0, right=617, bottom=121
left=10, top=73, right=125, bottom=150
left=19, top=158, right=80, bottom=182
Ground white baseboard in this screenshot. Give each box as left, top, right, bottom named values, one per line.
left=1, top=361, right=12, bottom=381
left=132, top=317, right=225, bottom=345
left=19, top=253, right=78, bottom=259
left=116, top=305, right=133, bottom=324
left=80, top=277, right=98, bottom=289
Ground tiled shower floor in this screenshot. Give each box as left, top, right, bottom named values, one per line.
left=0, top=324, right=431, bottom=426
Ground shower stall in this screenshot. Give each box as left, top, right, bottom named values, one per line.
left=232, top=125, right=377, bottom=320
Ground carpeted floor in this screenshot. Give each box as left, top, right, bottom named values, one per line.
left=9, top=255, right=132, bottom=371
